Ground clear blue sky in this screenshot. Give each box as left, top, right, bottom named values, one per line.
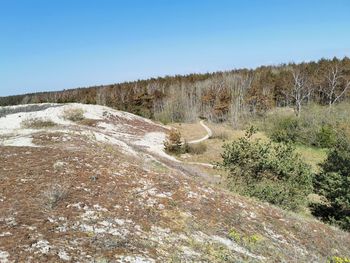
left=1, top=0, right=350, bottom=96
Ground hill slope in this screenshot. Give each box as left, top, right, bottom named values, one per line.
left=0, top=103, right=349, bottom=262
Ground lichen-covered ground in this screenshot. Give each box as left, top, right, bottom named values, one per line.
left=0, top=104, right=349, bottom=262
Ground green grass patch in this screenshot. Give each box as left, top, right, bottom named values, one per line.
left=295, top=145, right=327, bottom=172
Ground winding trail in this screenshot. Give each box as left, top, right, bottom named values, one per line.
left=187, top=120, right=213, bottom=144
left=182, top=120, right=214, bottom=168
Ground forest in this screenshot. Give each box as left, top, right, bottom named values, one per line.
left=1, top=57, right=350, bottom=125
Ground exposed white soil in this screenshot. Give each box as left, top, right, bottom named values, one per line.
left=0, top=103, right=171, bottom=160
left=134, top=132, right=179, bottom=162
left=0, top=250, right=9, bottom=263
left=211, top=235, right=265, bottom=260
left=0, top=135, right=38, bottom=147
left=0, top=103, right=215, bottom=167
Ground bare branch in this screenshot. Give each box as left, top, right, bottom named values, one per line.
left=333, top=80, right=350, bottom=104
left=322, top=63, right=349, bottom=107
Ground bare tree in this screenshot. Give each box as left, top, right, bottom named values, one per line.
left=323, top=64, right=350, bottom=109
left=227, top=73, right=252, bottom=126
left=285, top=68, right=312, bottom=117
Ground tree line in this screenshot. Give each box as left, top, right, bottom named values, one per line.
left=1, top=57, right=350, bottom=123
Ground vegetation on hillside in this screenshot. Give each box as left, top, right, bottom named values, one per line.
left=313, top=135, right=350, bottom=230
left=219, top=127, right=313, bottom=211
left=260, top=103, right=350, bottom=148
left=169, top=103, right=350, bottom=230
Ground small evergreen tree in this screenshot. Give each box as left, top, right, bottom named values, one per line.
left=270, top=116, right=300, bottom=143
left=220, top=127, right=313, bottom=211
left=313, top=135, right=350, bottom=230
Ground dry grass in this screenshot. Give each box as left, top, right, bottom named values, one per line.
left=186, top=142, right=207, bottom=155
left=62, top=108, right=85, bottom=122
left=42, top=183, right=70, bottom=210
left=210, top=130, right=229, bottom=140
left=207, top=122, right=268, bottom=142
left=77, top=118, right=98, bottom=127
left=181, top=138, right=223, bottom=163
left=21, top=117, right=56, bottom=129
left=266, top=106, right=295, bottom=116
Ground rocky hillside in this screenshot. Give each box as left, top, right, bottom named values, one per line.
left=0, top=103, right=349, bottom=262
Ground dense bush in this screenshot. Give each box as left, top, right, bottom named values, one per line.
left=220, top=127, right=313, bottom=211
left=264, top=104, right=348, bottom=148
left=315, top=124, right=337, bottom=148
left=312, top=135, right=350, bottom=230
left=269, top=116, right=300, bottom=143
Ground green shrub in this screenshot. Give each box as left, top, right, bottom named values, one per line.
left=269, top=116, right=300, bottom=143
left=328, top=256, right=350, bottom=263
left=315, top=124, right=337, bottom=148
left=228, top=228, right=241, bottom=243
left=227, top=228, right=264, bottom=248
left=219, top=127, right=313, bottom=211
left=312, top=135, right=350, bottom=230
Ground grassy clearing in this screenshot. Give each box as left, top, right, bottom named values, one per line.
left=207, top=122, right=268, bottom=141
left=295, top=145, right=327, bottom=172
left=169, top=122, right=208, bottom=141
left=181, top=138, right=222, bottom=163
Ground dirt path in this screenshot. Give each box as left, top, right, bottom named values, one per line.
left=181, top=120, right=214, bottom=168
left=187, top=120, right=212, bottom=144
